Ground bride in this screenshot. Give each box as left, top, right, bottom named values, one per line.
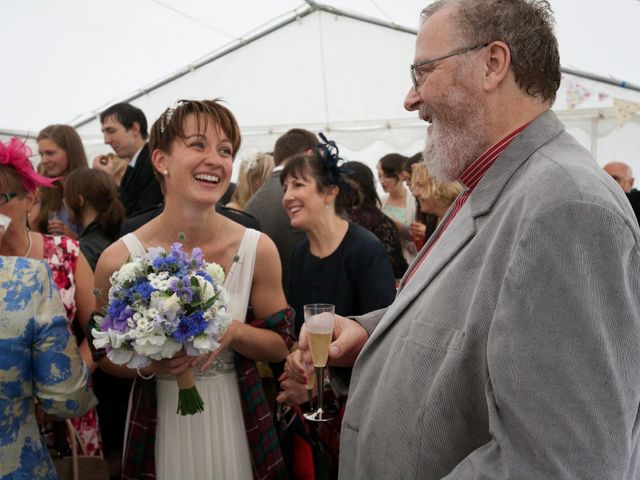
left=94, top=99, right=293, bottom=479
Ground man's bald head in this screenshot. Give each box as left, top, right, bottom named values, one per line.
left=603, top=162, right=634, bottom=193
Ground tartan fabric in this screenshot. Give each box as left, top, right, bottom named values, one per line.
left=118, top=306, right=295, bottom=479
left=238, top=306, right=296, bottom=480
left=121, top=377, right=157, bottom=479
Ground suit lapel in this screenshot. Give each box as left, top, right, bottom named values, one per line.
left=119, top=165, right=134, bottom=191
left=364, top=203, right=476, bottom=348
left=361, top=111, right=566, bottom=351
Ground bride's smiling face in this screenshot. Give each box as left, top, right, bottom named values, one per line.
left=156, top=113, right=235, bottom=206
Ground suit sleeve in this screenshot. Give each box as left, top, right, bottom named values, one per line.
left=444, top=201, right=640, bottom=479
left=352, top=307, right=387, bottom=337
left=32, top=264, right=97, bottom=417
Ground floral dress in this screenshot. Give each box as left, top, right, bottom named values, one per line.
left=42, top=234, right=102, bottom=456
left=0, top=256, right=97, bottom=480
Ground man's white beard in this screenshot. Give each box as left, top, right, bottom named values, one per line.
left=421, top=83, right=488, bottom=183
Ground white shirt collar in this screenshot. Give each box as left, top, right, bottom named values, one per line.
left=129, top=145, right=144, bottom=168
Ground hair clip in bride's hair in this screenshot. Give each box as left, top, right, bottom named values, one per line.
left=160, top=100, right=186, bottom=134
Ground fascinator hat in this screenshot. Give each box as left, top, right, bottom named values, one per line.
left=0, top=137, right=61, bottom=192
left=315, top=132, right=351, bottom=188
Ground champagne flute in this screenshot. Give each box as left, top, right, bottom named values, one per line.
left=303, top=303, right=335, bottom=422
left=304, top=361, right=316, bottom=412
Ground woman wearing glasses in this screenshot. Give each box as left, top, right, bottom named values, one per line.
left=0, top=137, right=102, bottom=456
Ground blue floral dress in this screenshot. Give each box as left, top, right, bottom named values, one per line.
left=0, top=256, right=97, bottom=479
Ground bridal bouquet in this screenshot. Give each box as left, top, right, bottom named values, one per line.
left=92, top=243, right=231, bottom=415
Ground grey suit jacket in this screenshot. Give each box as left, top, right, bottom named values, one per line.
left=340, top=111, right=640, bottom=479
left=245, top=170, right=305, bottom=288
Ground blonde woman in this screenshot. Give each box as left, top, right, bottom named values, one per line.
left=226, top=149, right=274, bottom=211
left=409, top=162, right=463, bottom=242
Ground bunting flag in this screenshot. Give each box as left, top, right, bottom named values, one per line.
left=566, top=79, right=592, bottom=109
left=598, top=92, right=610, bottom=102
left=613, top=98, right=640, bottom=127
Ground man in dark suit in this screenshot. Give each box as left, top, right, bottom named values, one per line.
left=100, top=103, right=163, bottom=218
left=244, top=128, right=318, bottom=288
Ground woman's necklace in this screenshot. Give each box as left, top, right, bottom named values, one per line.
left=158, top=214, right=219, bottom=248
left=24, top=229, right=32, bottom=257
left=159, top=218, right=186, bottom=244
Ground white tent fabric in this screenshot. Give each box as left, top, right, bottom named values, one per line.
left=2, top=0, right=640, bottom=175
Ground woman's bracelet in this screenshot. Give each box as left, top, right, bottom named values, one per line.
left=136, top=367, right=156, bottom=380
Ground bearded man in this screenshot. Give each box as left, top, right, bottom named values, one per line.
left=292, top=0, right=640, bottom=478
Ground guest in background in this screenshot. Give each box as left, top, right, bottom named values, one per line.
left=64, top=167, right=126, bottom=270
left=281, top=146, right=396, bottom=335
left=603, top=161, right=640, bottom=222
left=245, top=128, right=318, bottom=290
left=100, top=102, right=163, bottom=217
left=278, top=141, right=396, bottom=477
left=226, top=149, right=274, bottom=211
left=0, top=137, right=102, bottom=456
left=404, top=153, right=437, bottom=250
left=92, top=152, right=129, bottom=186
left=377, top=153, right=417, bottom=262
left=64, top=166, right=128, bottom=478
left=411, top=162, right=462, bottom=242
left=603, top=161, right=634, bottom=193
left=0, top=254, right=97, bottom=480
left=30, top=124, right=88, bottom=238
left=343, top=161, right=408, bottom=280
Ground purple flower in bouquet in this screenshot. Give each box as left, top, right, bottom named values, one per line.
left=169, top=276, right=194, bottom=303
left=174, top=311, right=207, bottom=342
left=105, top=300, right=133, bottom=333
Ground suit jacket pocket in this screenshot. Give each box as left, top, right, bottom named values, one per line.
left=405, top=320, right=465, bottom=352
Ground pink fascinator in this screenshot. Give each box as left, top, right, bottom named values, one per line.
left=0, top=137, right=61, bottom=192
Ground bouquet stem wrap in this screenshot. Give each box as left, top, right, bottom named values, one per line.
left=176, top=369, right=204, bottom=415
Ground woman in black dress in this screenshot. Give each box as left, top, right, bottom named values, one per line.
left=277, top=137, right=396, bottom=478
left=279, top=141, right=396, bottom=335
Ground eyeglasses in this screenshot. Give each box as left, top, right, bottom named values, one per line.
left=0, top=192, right=17, bottom=205
left=410, top=43, right=489, bottom=89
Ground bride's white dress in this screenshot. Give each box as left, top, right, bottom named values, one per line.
left=122, top=229, right=260, bottom=480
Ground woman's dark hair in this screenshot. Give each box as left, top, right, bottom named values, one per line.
left=343, top=161, right=380, bottom=210
left=63, top=167, right=125, bottom=240
left=379, top=153, right=408, bottom=179
left=403, top=152, right=423, bottom=175
left=279, top=153, right=353, bottom=215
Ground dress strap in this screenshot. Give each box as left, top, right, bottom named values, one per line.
left=224, top=228, right=261, bottom=324
left=121, top=233, right=146, bottom=257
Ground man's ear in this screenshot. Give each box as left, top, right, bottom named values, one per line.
left=482, top=40, right=511, bottom=93
left=131, top=121, right=141, bottom=137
